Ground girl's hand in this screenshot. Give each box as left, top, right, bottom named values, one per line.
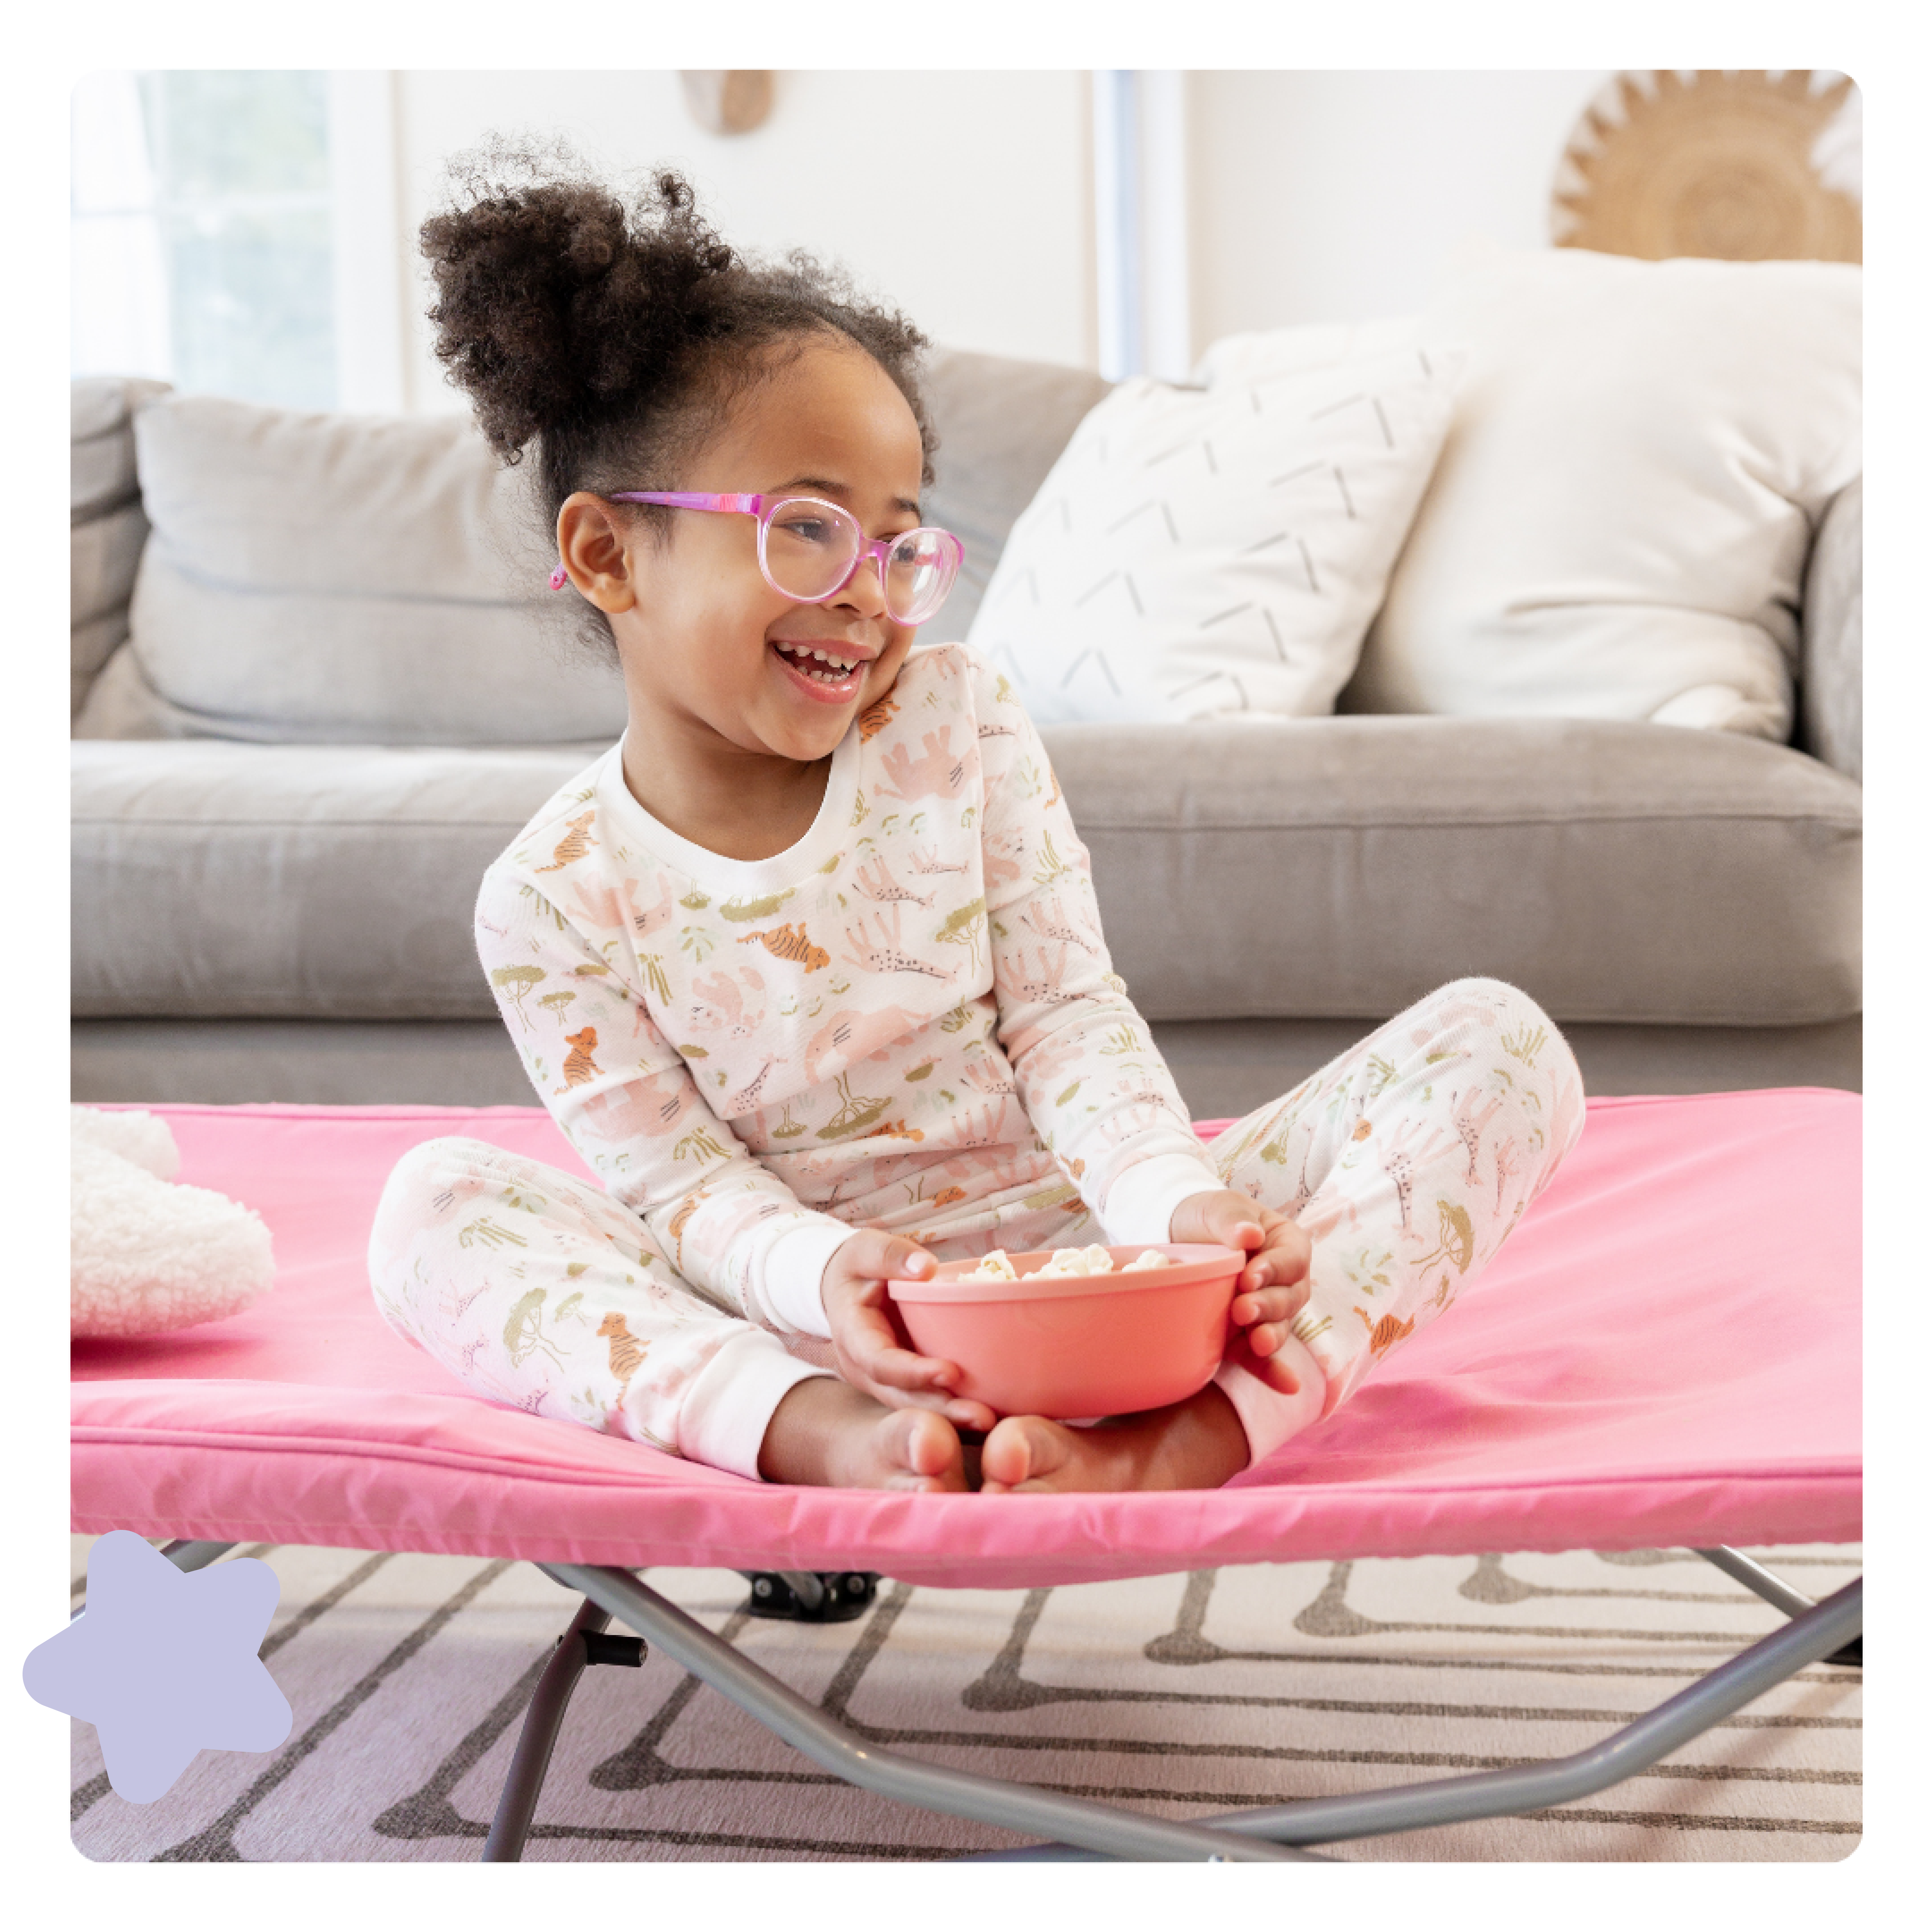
left=1169, top=1189, right=1314, bottom=1395
left=820, top=1230, right=999, bottom=1432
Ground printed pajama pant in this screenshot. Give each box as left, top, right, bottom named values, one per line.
left=368, top=977, right=1584, bottom=1479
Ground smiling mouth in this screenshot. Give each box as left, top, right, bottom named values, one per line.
left=771, top=640, right=868, bottom=688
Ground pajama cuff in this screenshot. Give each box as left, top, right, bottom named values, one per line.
left=673, top=1326, right=834, bottom=1482
left=1212, top=1335, right=1327, bottom=1468
left=1103, top=1152, right=1227, bottom=1247
left=759, top=1218, right=857, bottom=1338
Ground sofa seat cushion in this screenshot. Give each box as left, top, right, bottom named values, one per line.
left=73, top=743, right=599, bottom=1020
left=74, top=717, right=1860, bottom=1028
left=1045, top=715, right=1860, bottom=1027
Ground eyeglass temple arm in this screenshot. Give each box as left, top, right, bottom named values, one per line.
left=607, top=492, right=765, bottom=514
left=549, top=493, right=768, bottom=587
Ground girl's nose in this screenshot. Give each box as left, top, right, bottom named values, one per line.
left=833, top=547, right=892, bottom=620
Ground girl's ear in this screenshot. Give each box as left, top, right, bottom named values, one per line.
left=555, top=493, right=641, bottom=613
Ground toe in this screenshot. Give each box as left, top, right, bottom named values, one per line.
left=982, top=1414, right=1074, bottom=1491
left=978, top=1417, right=1033, bottom=1490
left=886, top=1409, right=967, bottom=1490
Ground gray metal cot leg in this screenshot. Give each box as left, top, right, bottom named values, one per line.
left=971, top=1577, right=1863, bottom=1858
left=482, top=1596, right=625, bottom=1863
left=160, top=1540, right=238, bottom=1574
left=74, top=1539, right=239, bottom=1619
left=111, top=1541, right=1855, bottom=1857
left=541, top=1561, right=1319, bottom=1862
left=1696, top=1545, right=1862, bottom=1667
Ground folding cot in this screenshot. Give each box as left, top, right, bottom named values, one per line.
left=71, top=1091, right=1862, bottom=1861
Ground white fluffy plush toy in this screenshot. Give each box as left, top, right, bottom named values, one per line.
left=71, top=1107, right=276, bottom=1338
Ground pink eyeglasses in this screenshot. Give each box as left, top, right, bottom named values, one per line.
left=548, top=492, right=964, bottom=627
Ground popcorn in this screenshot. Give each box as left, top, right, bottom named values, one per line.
left=962, top=1245, right=1172, bottom=1282
left=963, top=1249, right=1019, bottom=1281
left=1030, top=1245, right=1115, bottom=1278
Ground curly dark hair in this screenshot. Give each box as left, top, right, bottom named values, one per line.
left=421, top=140, right=936, bottom=655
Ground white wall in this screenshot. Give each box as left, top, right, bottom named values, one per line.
left=393, top=70, right=1094, bottom=412
left=1187, top=71, right=1609, bottom=343
left=379, top=69, right=1608, bottom=409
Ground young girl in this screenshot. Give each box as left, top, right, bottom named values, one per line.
left=369, top=153, right=1585, bottom=1496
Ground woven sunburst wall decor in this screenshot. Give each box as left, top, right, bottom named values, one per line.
left=1552, top=70, right=1861, bottom=263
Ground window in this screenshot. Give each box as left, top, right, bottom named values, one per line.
left=71, top=70, right=402, bottom=411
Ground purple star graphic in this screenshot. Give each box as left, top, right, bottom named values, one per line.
left=24, top=1532, right=292, bottom=1802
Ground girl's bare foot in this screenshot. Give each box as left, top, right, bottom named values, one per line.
left=758, top=1375, right=969, bottom=1490
left=979, top=1384, right=1251, bottom=1494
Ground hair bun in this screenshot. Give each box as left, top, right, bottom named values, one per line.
left=421, top=143, right=737, bottom=460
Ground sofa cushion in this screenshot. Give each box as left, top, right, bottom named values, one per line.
left=1051, top=715, right=1861, bottom=1027
left=101, top=354, right=1101, bottom=743
left=917, top=348, right=1113, bottom=644
left=1800, top=479, right=1862, bottom=783
left=117, top=396, right=628, bottom=745
left=1347, top=247, right=1862, bottom=742
left=72, top=743, right=598, bottom=1020
left=965, top=331, right=1461, bottom=723
left=72, top=377, right=170, bottom=719
left=73, top=716, right=1859, bottom=1028
left=72, top=377, right=168, bottom=522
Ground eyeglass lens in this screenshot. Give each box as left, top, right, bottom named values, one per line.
left=762, top=499, right=953, bottom=625
left=763, top=501, right=857, bottom=602
left=881, top=529, right=953, bottom=625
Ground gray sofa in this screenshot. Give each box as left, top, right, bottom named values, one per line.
left=70, top=350, right=1862, bottom=1117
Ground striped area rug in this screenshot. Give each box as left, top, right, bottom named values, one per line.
left=68, top=1538, right=1860, bottom=1863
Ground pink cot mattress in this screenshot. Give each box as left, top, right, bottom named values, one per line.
left=72, top=1092, right=1861, bottom=1589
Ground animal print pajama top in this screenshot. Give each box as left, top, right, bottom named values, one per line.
left=473, top=642, right=1226, bottom=1341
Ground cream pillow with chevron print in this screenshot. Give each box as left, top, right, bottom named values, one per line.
left=962, top=330, right=1462, bottom=723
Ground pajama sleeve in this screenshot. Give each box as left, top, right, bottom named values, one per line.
left=474, top=863, right=851, bottom=1336
left=972, top=657, right=1226, bottom=1244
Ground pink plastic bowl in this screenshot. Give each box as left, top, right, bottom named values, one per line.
left=885, top=1244, right=1245, bottom=1421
